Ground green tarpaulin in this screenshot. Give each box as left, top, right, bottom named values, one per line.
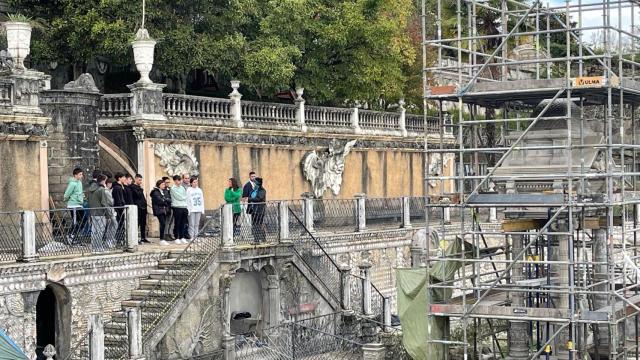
left=0, top=329, right=27, bottom=360
left=396, top=237, right=477, bottom=359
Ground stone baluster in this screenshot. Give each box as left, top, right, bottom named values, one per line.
left=401, top=196, right=412, bottom=229
left=399, top=99, right=407, bottom=137
left=127, top=307, right=144, bottom=360
left=222, top=203, right=234, bottom=246
left=89, top=314, right=104, bottom=360
left=229, top=80, right=244, bottom=128
left=295, top=87, right=307, bottom=132
left=302, top=194, right=315, bottom=232
left=355, top=194, right=367, bottom=232
left=382, top=297, right=392, bottom=332
left=359, top=258, right=372, bottom=315
left=125, top=205, right=139, bottom=252
left=20, top=210, right=37, bottom=262
left=279, top=201, right=290, bottom=241
left=340, top=262, right=352, bottom=312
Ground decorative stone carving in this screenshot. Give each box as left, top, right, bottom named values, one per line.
left=46, top=264, right=67, bottom=283
left=43, top=344, right=56, bottom=360
left=154, top=143, right=200, bottom=176
left=0, top=50, right=14, bottom=70
left=132, top=28, right=156, bottom=84
left=427, top=153, right=454, bottom=188
left=4, top=21, right=31, bottom=69
left=5, top=293, right=23, bottom=316
left=63, top=73, right=99, bottom=93
left=0, top=121, right=48, bottom=137
left=302, top=139, right=357, bottom=198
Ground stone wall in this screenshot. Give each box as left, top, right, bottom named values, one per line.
left=0, top=139, right=45, bottom=210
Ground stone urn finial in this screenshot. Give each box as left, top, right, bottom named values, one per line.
left=4, top=17, right=32, bottom=70
left=132, top=28, right=156, bottom=84
left=295, top=86, right=304, bottom=100
left=43, top=344, right=56, bottom=360
left=229, top=80, right=241, bottom=98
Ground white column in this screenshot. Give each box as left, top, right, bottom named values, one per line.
left=267, top=275, right=280, bottom=328
left=340, top=264, right=352, bottom=312
left=303, top=197, right=315, bottom=232
left=223, top=274, right=235, bottom=360
left=89, top=314, right=104, bottom=360
left=20, top=210, right=37, bottom=262
left=125, top=205, right=138, bottom=252
left=229, top=80, right=243, bottom=128
left=489, top=207, right=498, bottom=223
left=401, top=197, right=412, bottom=229
left=351, top=107, right=362, bottom=134
left=127, top=307, right=144, bottom=360
left=279, top=201, right=290, bottom=241
left=399, top=99, right=407, bottom=137
left=360, top=261, right=372, bottom=315
left=222, top=204, right=234, bottom=246
left=383, top=297, right=392, bottom=332
left=295, top=87, right=307, bottom=132
left=355, top=194, right=367, bottom=232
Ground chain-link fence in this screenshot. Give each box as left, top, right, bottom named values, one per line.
left=234, top=202, right=280, bottom=245
left=312, top=199, right=358, bottom=233
left=365, top=197, right=404, bottom=228
left=0, top=211, right=23, bottom=262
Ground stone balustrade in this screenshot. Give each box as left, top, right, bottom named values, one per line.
left=98, top=84, right=443, bottom=137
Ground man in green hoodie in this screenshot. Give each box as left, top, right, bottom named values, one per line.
left=63, top=168, right=85, bottom=243
left=88, top=174, right=110, bottom=250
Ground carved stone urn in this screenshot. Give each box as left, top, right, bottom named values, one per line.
left=5, top=21, right=31, bottom=69
left=131, top=28, right=156, bottom=84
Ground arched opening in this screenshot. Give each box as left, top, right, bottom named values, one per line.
left=35, top=284, right=71, bottom=359
left=229, top=270, right=263, bottom=336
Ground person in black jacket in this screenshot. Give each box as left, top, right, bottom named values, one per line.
left=112, top=173, right=127, bottom=238
left=247, top=177, right=266, bottom=244
left=151, top=179, right=171, bottom=245
left=124, top=174, right=134, bottom=205
left=130, top=174, right=150, bottom=244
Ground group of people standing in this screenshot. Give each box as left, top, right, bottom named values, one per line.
left=63, top=167, right=267, bottom=248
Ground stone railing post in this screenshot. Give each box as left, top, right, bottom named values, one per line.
left=279, top=201, right=290, bottom=241
left=635, top=203, right=640, bottom=224
left=398, top=99, right=407, bottom=137
left=125, top=205, right=138, bottom=252
left=383, top=297, right=392, bottom=332
left=222, top=204, right=234, bottom=246
left=127, top=82, right=167, bottom=121
left=89, top=314, right=104, bottom=360
left=295, top=87, right=307, bottom=132
left=444, top=113, right=453, bottom=135
left=222, top=274, right=236, bottom=360
left=359, top=260, right=372, bottom=315
left=127, top=307, right=144, bottom=360
left=355, top=194, right=367, bottom=232
left=362, top=343, right=386, bottom=360
left=351, top=107, right=362, bottom=134
left=229, top=80, right=244, bottom=128
left=340, top=264, right=352, bottom=312
left=401, top=197, right=412, bottom=229
left=20, top=210, right=37, bottom=262
left=302, top=195, right=315, bottom=232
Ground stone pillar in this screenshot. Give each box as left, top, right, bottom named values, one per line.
left=382, top=297, right=391, bottom=332
left=89, top=314, right=104, bottom=360
left=410, top=246, right=423, bottom=268
left=127, top=82, right=166, bottom=121
left=222, top=274, right=235, bottom=360
left=302, top=195, right=315, bottom=232
left=222, top=204, right=234, bottom=246
left=355, top=194, right=367, bottom=232
left=401, top=196, right=412, bottom=228
left=362, top=343, right=386, bottom=360
left=507, top=234, right=529, bottom=359
left=636, top=203, right=640, bottom=225
left=592, top=228, right=610, bottom=354
left=279, top=201, right=290, bottom=241
left=351, top=107, right=362, bottom=134
left=20, top=210, right=37, bottom=262
left=340, top=263, right=352, bottom=312
left=359, top=259, right=372, bottom=315
left=40, top=75, right=102, bottom=206
left=125, top=205, right=138, bottom=252
left=127, top=307, right=144, bottom=360
left=229, top=80, right=243, bottom=128
left=552, top=220, right=570, bottom=359
left=443, top=207, right=451, bottom=224
left=295, top=87, right=307, bottom=132
left=398, top=99, right=407, bottom=137
left=267, top=274, right=280, bottom=329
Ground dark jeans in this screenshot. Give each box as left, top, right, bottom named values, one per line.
left=156, top=214, right=167, bottom=240
left=115, top=208, right=125, bottom=244
left=138, top=209, right=147, bottom=240
left=68, top=207, right=85, bottom=241
left=251, top=212, right=266, bottom=243
left=173, top=207, right=189, bottom=239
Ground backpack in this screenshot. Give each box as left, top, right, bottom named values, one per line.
left=250, top=187, right=259, bottom=200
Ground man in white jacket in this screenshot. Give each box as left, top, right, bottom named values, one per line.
left=186, top=176, right=205, bottom=241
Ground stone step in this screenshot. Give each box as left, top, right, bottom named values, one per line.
left=111, top=309, right=163, bottom=322
left=139, top=278, right=185, bottom=290
left=104, top=333, right=128, bottom=345
left=148, top=269, right=193, bottom=280
left=157, top=258, right=203, bottom=269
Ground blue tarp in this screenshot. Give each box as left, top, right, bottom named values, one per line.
left=0, top=329, right=28, bottom=360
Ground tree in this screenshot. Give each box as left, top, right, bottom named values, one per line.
left=9, top=0, right=416, bottom=105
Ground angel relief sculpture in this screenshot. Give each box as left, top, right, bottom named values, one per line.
left=154, top=143, right=200, bottom=177
left=302, top=140, right=357, bottom=198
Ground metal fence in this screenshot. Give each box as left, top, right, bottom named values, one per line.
left=0, top=211, right=22, bottom=262
left=365, top=197, right=403, bottom=228
left=34, top=207, right=128, bottom=258
left=234, top=202, right=280, bottom=245
left=312, top=199, right=357, bottom=233
left=103, top=309, right=130, bottom=360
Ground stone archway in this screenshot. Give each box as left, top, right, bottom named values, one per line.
left=35, top=284, right=71, bottom=360
left=229, top=270, right=263, bottom=336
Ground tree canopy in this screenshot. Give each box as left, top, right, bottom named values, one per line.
left=9, top=0, right=416, bottom=106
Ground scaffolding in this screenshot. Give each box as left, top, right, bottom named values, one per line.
left=421, top=0, right=640, bottom=359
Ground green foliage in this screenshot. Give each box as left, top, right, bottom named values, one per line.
left=6, top=13, right=32, bottom=22
left=9, top=0, right=415, bottom=104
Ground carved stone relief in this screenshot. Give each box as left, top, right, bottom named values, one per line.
left=301, top=139, right=357, bottom=198
left=63, top=73, right=99, bottom=93
left=427, top=153, right=455, bottom=188
left=154, top=143, right=200, bottom=177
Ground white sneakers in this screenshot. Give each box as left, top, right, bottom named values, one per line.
left=158, top=239, right=189, bottom=245
left=159, top=240, right=169, bottom=246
